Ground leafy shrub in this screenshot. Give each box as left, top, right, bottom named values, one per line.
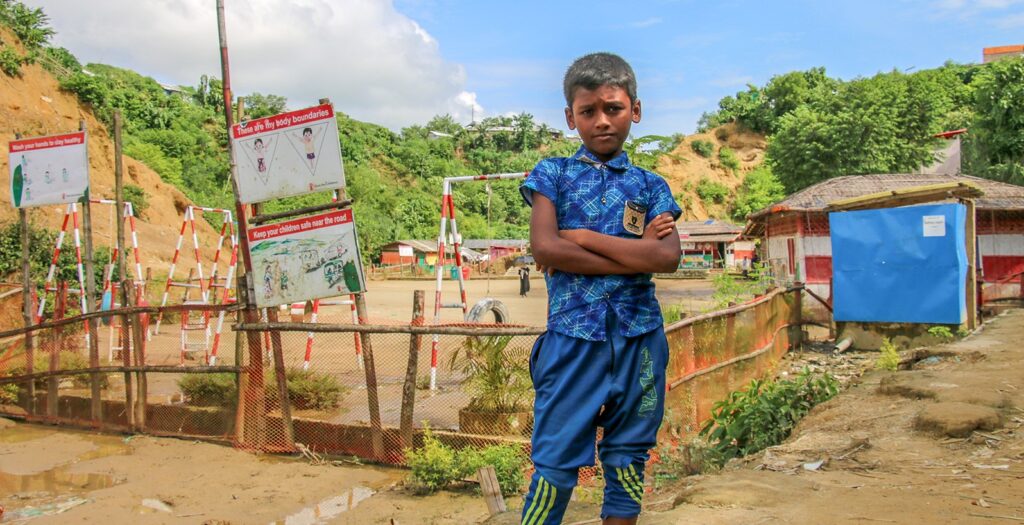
left=0, top=383, right=19, bottom=404
left=0, top=1, right=54, bottom=49
left=718, top=147, right=740, bottom=171
left=59, top=72, right=107, bottom=107
left=406, top=426, right=463, bottom=493
left=876, top=338, right=900, bottom=371
left=696, top=178, right=729, bottom=204
left=42, top=46, right=80, bottom=74
left=710, top=263, right=773, bottom=309
left=265, top=368, right=346, bottom=410
left=407, top=427, right=527, bottom=495
left=449, top=335, right=532, bottom=413
left=461, top=443, right=528, bottom=496
left=927, top=326, right=954, bottom=341
left=731, top=166, right=785, bottom=221
left=178, top=372, right=236, bottom=406
left=690, top=139, right=714, bottom=158
left=0, top=45, right=23, bottom=76
left=700, top=369, right=838, bottom=465
left=123, top=184, right=149, bottom=219
left=956, top=326, right=971, bottom=338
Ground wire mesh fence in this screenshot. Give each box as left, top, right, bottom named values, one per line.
left=0, top=285, right=806, bottom=479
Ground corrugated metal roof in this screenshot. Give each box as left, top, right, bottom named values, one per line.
left=750, top=173, right=1024, bottom=220
left=680, top=233, right=741, bottom=243
left=383, top=240, right=488, bottom=261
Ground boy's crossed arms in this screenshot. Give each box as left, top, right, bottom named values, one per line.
left=529, top=193, right=680, bottom=276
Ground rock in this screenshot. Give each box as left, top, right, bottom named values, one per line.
left=914, top=402, right=1001, bottom=438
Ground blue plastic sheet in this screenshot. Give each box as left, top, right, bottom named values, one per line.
left=830, top=203, right=966, bottom=324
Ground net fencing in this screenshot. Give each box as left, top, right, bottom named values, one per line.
left=0, top=285, right=805, bottom=489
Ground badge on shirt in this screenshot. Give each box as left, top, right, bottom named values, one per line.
left=623, top=200, right=647, bottom=236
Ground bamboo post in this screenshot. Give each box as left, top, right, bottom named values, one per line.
left=791, top=282, right=804, bottom=351
left=964, top=199, right=978, bottom=330
left=477, top=466, right=507, bottom=515
left=216, top=0, right=272, bottom=450
left=76, top=119, right=102, bottom=424
left=17, top=132, right=35, bottom=415
left=355, top=292, right=384, bottom=460
left=400, top=290, right=424, bottom=450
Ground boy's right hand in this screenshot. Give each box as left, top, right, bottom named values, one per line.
left=643, top=214, right=676, bottom=240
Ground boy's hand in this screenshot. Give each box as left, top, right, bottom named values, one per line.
left=643, top=214, right=676, bottom=240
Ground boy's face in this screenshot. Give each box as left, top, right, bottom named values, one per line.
left=565, top=84, right=641, bottom=162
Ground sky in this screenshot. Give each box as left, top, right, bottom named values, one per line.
left=30, top=0, right=1024, bottom=137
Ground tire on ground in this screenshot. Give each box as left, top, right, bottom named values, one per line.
left=466, top=297, right=510, bottom=324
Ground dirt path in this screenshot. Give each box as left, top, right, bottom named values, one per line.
left=636, top=309, right=1024, bottom=524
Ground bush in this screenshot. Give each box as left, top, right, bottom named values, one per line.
left=662, top=303, right=684, bottom=325
left=876, top=338, right=900, bottom=371
left=0, top=45, right=23, bottom=76
left=700, top=369, right=838, bottom=465
left=718, top=147, right=740, bottom=171
left=0, top=383, right=19, bottom=404
left=927, top=326, right=954, bottom=341
left=690, top=139, right=714, bottom=158
left=178, top=372, right=237, bottom=406
left=123, top=184, right=149, bottom=219
left=266, top=368, right=346, bottom=410
left=461, top=443, right=528, bottom=496
left=407, top=427, right=527, bottom=496
left=406, top=426, right=463, bottom=493
left=696, top=178, right=729, bottom=204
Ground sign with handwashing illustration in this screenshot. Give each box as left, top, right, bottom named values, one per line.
left=8, top=131, right=89, bottom=208
left=230, top=103, right=345, bottom=204
left=247, top=209, right=365, bottom=308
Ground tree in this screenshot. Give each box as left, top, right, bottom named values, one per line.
left=732, top=166, right=785, bottom=220
left=964, top=57, right=1024, bottom=185
left=242, top=92, right=287, bottom=119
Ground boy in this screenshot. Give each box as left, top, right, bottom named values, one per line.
left=519, top=53, right=682, bottom=525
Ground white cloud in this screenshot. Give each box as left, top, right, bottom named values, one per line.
left=630, top=17, right=663, bottom=28
left=33, top=0, right=480, bottom=129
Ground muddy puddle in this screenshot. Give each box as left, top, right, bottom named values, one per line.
left=273, top=486, right=376, bottom=525
left=0, top=424, right=131, bottom=521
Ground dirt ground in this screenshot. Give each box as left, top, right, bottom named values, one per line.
left=2, top=309, right=1023, bottom=523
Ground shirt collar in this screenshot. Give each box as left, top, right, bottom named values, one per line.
left=573, top=146, right=631, bottom=172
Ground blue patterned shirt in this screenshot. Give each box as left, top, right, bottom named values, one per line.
left=520, top=146, right=682, bottom=341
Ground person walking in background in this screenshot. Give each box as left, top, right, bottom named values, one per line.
left=519, top=265, right=531, bottom=297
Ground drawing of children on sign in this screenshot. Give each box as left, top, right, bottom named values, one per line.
left=253, top=137, right=271, bottom=173
left=280, top=265, right=290, bottom=292
left=295, top=127, right=318, bottom=171
left=62, top=168, right=68, bottom=183
left=263, top=263, right=274, bottom=298
left=44, top=170, right=53, bottom=184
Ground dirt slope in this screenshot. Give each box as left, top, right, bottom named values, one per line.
left=0, top=27, right=221, bottom=274
left=656, top=123, right=767, bottom=221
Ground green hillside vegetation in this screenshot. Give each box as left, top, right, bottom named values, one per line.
left=701, top=61, right=1024, bottom=193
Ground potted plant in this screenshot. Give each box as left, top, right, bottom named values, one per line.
left=449, top=335, right=533, bottom=436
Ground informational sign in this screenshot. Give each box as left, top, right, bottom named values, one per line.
left=231, top=104, right=345, bottom=204
left=247, top=209, right=365, bottom=308
left=398, top=245, right=414, bottom=257
left=923, top=215, right=946, bottom=237
left=8, top=131, right=89, bottom=208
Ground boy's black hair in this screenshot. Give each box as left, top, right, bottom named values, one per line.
left=254, top=138, right=263, bottom=146
left=302, top=127, right=312, bottom=135
left=563, top=52, right=637, bottom=106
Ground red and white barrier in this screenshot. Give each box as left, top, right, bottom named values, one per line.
left=428, top=172, right=527, bottom=390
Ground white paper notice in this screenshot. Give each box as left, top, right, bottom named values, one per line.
left=923, top=215, right=946, bottom=237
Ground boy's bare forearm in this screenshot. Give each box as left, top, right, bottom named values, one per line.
left=534, top=237, right=637, bottom=275
left=570, top=230, right=681, bottom=273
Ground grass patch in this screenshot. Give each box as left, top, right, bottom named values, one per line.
left=406, top=426, right=527, bottom=495
left=266, top=368, right=347, bottom=410
left=178, top=372, right=236, bottom=407
left=690, top=139, right=714, bottom=158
